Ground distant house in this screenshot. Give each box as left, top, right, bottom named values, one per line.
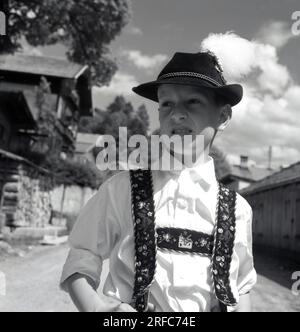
left=0, top=53, right=93, bottom=157
left=241, top=161, right=300, bottom=258
left=220, top=155, right=275, bottom=192
left=74, top=133, right=99, bottom=164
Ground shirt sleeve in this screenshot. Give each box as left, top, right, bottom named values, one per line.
left=235, top=195, right=257, bottom=296
left=60, top=178, right=121, bottom=291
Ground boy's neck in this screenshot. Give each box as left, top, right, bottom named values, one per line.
left=170, top=146, right=210, bottom=168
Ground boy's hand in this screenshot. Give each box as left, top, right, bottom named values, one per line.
left=112, top=302, right=156, bottom=312
left=113, top=303, right=137, bottom=312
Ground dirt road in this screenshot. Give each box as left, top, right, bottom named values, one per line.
left=0, top=244, right=77, bottom=312
left=0, top=244, right=299, bottom=312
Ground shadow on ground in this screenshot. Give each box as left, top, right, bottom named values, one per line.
left=253, top=247, right=300, bottom=290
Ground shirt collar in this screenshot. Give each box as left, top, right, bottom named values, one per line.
left=151, top=145, right=217, bottom=190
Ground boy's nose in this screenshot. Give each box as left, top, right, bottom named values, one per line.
left=171, top=106, right=187, bottom=122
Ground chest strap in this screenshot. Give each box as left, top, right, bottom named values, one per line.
left=129, top=169, right=237, bottom=311
left=157, top=227, right=213, bottom=255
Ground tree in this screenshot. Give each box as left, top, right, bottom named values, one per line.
left=86, top=96, right=150, bottom=166
left=0, top=0, right=131, bottom=86
left=137, top=104, right=150, bottom=133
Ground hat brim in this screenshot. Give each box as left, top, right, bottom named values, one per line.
left=132, top=77, right=243, bottom=107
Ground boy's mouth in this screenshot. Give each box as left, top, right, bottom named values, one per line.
left=171, top=128, right=193, bottom=135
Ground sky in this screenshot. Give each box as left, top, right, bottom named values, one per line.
left=33, top=0, right=300, bottom=169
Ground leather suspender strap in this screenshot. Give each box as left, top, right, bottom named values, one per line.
left=212, top=183, right=238, bottom=308
left=129, top=169, right=157, bottom=312
left=219, top=301, right=228, bottom=312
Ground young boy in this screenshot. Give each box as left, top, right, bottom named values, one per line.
left=60, top=51, right=257, bottom=312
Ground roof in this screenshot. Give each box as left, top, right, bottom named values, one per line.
left=0, top=149, right=51, bottom=175
left=221, top=164, right=275, bottom=182
left=75, top=133, right=99, bottom=154
left=241, top=161, right=300, bottom=195
left=0, top=53, right=88, bottom=79
left=0, top=53, right=92, bottom=116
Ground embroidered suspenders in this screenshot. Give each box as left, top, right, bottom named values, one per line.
left=212, top=184, right=237, bottom=307
left=130, top=170, right=157, bottom=312
left=129, top=169, right=237, bottom=312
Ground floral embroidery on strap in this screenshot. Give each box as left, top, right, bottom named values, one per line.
left=157, top=227, right=213, bottom=255
left=211, top=183, right=237, bottom=306
left=129, top=169, right=157, bottom=312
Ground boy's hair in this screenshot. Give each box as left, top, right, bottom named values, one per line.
left=215, top=93, right=231, bottom=107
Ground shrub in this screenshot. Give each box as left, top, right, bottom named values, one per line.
left=43, top=156, right=103, bottom=189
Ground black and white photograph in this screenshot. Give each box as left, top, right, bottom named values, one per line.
left=0, top=0, right=299, bottom=314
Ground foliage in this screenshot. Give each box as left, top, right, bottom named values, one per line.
left=78, top=96, right=150, bottom=166
left=43, top=155, right=103, bottom=189
left=78, top=96, right=150, bottom=137
left=0, top=0, right=131, bottom=86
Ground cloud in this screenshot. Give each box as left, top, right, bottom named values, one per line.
left=125, top=25, right=143, bottom=36
left=201, top=32, right=300, bottom=167
left=93, top=72, right=138, bottom=97
left=201, top=32, right=257, bottom=81
left=200, top=32, right=291, bottom=95
left=121, top=50, right=168, bottom=70
left=256, top=21, right=296, bottom=48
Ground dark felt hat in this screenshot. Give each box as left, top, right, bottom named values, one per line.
left=132, top=51, right=243, bottom=106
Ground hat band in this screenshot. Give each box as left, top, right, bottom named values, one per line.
left=158, top=72, right=222, bottom=87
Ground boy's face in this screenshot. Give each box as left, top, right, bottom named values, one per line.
left=157, top=84, right=229, bottom=155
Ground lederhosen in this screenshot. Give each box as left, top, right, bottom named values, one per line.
left=129, top=169, right=237, bottom=312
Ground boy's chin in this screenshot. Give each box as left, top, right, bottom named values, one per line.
left=169, top=148, right=206, bottom=165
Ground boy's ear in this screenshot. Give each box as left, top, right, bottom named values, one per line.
left=217, top=104, right=232, bottom=131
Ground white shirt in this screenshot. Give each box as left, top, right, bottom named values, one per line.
left=60, top=154, right=257, bottom=312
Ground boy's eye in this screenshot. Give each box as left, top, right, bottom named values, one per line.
left=161, top=101, right=173, bottom=108
left=188, top=98, right=202, bottom=105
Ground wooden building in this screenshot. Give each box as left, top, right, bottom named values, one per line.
left=0, top=53, right=93, bottom=157
left=221, top=155, right=275, bottom=192
left=0, top=53, right=93, bottom=230
left=241, top=161, right=300, bottom=257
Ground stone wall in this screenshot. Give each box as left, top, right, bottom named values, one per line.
left=0, top=150, right=97, bottom=236
left=0, top=151, right=53, bottom=228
